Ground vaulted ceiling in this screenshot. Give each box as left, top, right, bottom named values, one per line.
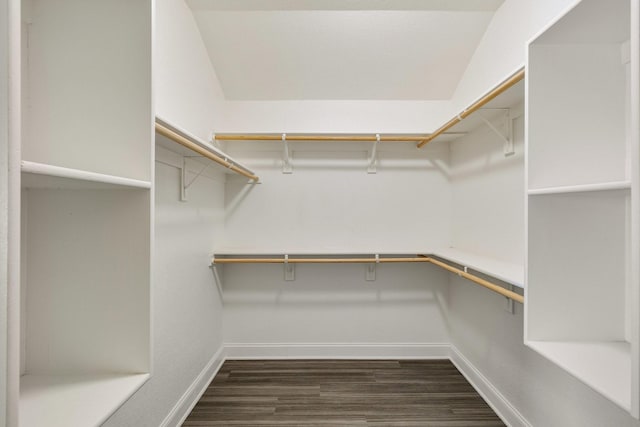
left=188, top=0, right=504, bottom=101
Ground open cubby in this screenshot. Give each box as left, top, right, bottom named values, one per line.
left=20, top=186, right=151, bottom=426
left=527, top=190, right=630, bottom=343
left=22, top=0, right=152, bottom=181
left=527, top=0, right=630, bottom=190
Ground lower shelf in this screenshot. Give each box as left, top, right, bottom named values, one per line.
left=526, top=340, right=630, bottom=411
left=20, top=373, right=150, bottom=427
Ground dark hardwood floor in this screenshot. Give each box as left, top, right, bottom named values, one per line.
left=182, top=359, right=505, bottom=426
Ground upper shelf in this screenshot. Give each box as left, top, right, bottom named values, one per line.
left=417, top=68, right=525, bottom=147
left=431, top=247, right=524, bottom=288
left=155, top=117, right=259, bottom=181
left=21, top=161, right=152, bottom=190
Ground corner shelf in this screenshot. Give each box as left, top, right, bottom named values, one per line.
left=432, top=247, right=523, bottom=288
left=213, top=251, right=523, bottom=303
left=155, top=117, right=259, bottom=181
left=20, top=373, right=150, bottom=427
left=214, top=248, right=523, bottom=288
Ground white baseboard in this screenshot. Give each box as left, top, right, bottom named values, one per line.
left=449, top=345, right=530, bottom=427
left=224, top=342, right=450, bottom=359
left=160, top=346, right=226, bottom=427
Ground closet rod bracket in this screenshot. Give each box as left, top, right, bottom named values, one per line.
left=282, top=133, right=293, bottom=174
left=284, top=254, right=295, bottom=281
left=210, top=256, right=224, bottom=299
left=505, top=284, right=515, bottom=314
left=365, top=254, right=379, bottom=281
left=367, top=134, right=380, bottom=174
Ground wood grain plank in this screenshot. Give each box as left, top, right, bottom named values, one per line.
left=182, top=360, right=505, bottom=426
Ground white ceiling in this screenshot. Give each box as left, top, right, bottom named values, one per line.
left=188, top=1, right=503, bottom=101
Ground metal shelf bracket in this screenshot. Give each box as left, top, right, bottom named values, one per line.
left=365, top=254, right=380, bottom=281
left=368, top=134, right=381, bottom=174
left=180, top=157, right=213, bottom=202
left=282, top=133, right=293, bottom=174
left=505, top=284, right=515, bottom=314
left=284, top=254, right=295, bottom=280
left=478, top=109, right=514, bottom=156
left=210, top=256, right=224, bottom=298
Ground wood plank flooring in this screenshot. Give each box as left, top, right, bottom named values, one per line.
left=182, top=360, right=505, bottom=426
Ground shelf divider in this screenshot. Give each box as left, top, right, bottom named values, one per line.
left=528, top=181, right=631, bottom=196
left=21, top=161, right=152, bottom=189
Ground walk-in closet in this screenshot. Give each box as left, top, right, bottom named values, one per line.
left=2, top=0, right=639, bottom=426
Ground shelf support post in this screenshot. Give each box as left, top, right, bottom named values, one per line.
left=282, top=133, right=292, bottom=174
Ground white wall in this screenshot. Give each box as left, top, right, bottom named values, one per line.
left=449, top=106, right=524, bottom=264
left=223, top=262, right=450, bottom=355
left=222, top=141, right=451, bottom=253
left=155, top=0, right=226, bottom=142
left=447, top=104, right=640, bottom=426
left=220, top=100, right=451, bottom=134
left=220, top=141, right=452, bottom=354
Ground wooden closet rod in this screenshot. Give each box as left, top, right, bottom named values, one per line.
left=155, top=122, right=260, bottom=181
left=214, top=134, right=429, bottom=142
left=426, top=257, right=524, bottom=304
left=212, top=255, right=523, bottom=303
left=213, top=257, right=432, bottom=264
left=417, top=68, right=525, bottom=148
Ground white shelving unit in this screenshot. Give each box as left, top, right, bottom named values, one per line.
left=15, top=0, right=154, bottom=425
left=525, top=0, right=638, bottom=415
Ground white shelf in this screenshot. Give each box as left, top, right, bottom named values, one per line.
left=432, top=247, right=524, bottom=288
left=213, top=248, right=523, bottom=288
left=21, top=161, right=151, bottom=190
left=527, top=341, right=630, bottom=411
left=155, top=116, right=256, bottom=178
left=528, top=181, right=631, bottom=195
left=20, top=373, right=150, bottom=427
